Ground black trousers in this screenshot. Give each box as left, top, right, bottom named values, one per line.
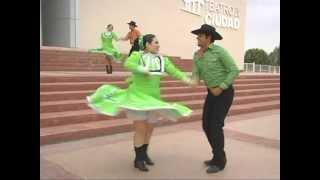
left=202, top=86, right=234, bottom=159
left=128, top=41, right=140, bottom=56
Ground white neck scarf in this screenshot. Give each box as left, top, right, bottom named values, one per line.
left=140, top=53, right=165, bottom=75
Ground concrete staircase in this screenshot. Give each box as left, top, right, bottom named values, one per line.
left=40, top=46, right=190, bottom=72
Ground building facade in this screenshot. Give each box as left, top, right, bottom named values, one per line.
left=41, top=0, right=246, bottom=69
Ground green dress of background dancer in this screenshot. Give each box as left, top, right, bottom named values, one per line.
left=89, top=31, right=122, bottom=62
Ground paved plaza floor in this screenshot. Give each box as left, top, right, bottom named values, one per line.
left=41, top=110, right=280, bottom=180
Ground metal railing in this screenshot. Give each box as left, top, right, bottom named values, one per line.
left=244, top=63, right=280, bottom=73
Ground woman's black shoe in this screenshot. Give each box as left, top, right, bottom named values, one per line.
left=134, top=160, right=149, bottom=171
left=145, top=157, right=154, bottom=166
left=142, top=144, right=155, bottom=166
left=134, top=146, right=149, bottom=172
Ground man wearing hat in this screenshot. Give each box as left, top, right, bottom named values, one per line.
left=190, top=24, right=240, bottom=173
left=119, top=21, right=141, bottom=56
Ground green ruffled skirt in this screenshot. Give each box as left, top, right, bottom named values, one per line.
left=86, top=84, right=192, bottom=123
left=89, top=47, right=122, bottom=63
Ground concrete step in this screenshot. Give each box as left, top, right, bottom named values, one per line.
left=40, top=79, right=279, bottom=91
left=40, top=87, right=279, bottom=102
left=40, top=65, right=192, bottom=71
left=40, top=100, right=280, bottom=145
left=41, top=62, right=109, bottom=66
left=40, top=63, right=125, bottom=69
left=40, top=63, right=193, bottom=72
left=40, top=93, right=279, bottom=113
left=40, top=94, right=279, bottom=127
left=40, top=78, right=280, bottom=85
left=40, top=74, right=279, bottom=83
left=41, top=61, right=190, bottom=67
left=40, top=66, right=113, bottom=72
left=40, top=83, right=279, bottom=96
left=40, top=59, right=188, bottom=66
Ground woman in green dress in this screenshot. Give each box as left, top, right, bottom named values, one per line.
left=89, top=24, right=124, bottom=74
left=87, top=34, right=194, bottom=172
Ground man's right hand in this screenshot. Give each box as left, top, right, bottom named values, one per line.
left=209, top=87, right=223, bottom=96
left=189, top=79, right=199, bottom=88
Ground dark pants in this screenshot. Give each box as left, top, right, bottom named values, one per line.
left=128, top=41, right=140, bottom=56
left=202, top=86, right=234, bottom=160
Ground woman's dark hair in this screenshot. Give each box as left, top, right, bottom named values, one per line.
left=131, top=34, right=156, bottom=52
left=107, top=24, right=113, bottom=28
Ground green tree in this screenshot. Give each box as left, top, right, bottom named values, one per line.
left=268, top=45, right=280, bottom=66
left=244, top=48, right=270, bottom=65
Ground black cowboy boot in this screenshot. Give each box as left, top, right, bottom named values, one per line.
left=203, top=152, right=215, bottom=166
left=204, top=159, right=213, bottom=166
left=206, top=126, right=226, bottom=173
left=142, top=144, right=154, bottom=166
left=106, top=65, right=112, bottom=74
left=134, top=146, right=149, bottom=172
left=206, top=152, right=227, bottom=174
left=105, top=65, right=109, bottom=74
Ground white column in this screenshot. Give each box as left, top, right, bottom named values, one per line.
left=70, top=0, right=80, bottom=48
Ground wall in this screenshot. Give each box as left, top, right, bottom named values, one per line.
left=79, top=0, right=246, bottom=69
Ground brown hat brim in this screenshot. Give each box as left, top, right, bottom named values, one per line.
left=127, top=23, right=137, bottom=27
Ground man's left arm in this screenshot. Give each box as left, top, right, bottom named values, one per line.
left=119, top=32, right=130, bottom=41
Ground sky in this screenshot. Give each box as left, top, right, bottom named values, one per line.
left=245, top=0, right=280, bottom=53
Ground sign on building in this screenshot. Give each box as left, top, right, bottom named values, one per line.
left=181, top=0, right=240, bottom=30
